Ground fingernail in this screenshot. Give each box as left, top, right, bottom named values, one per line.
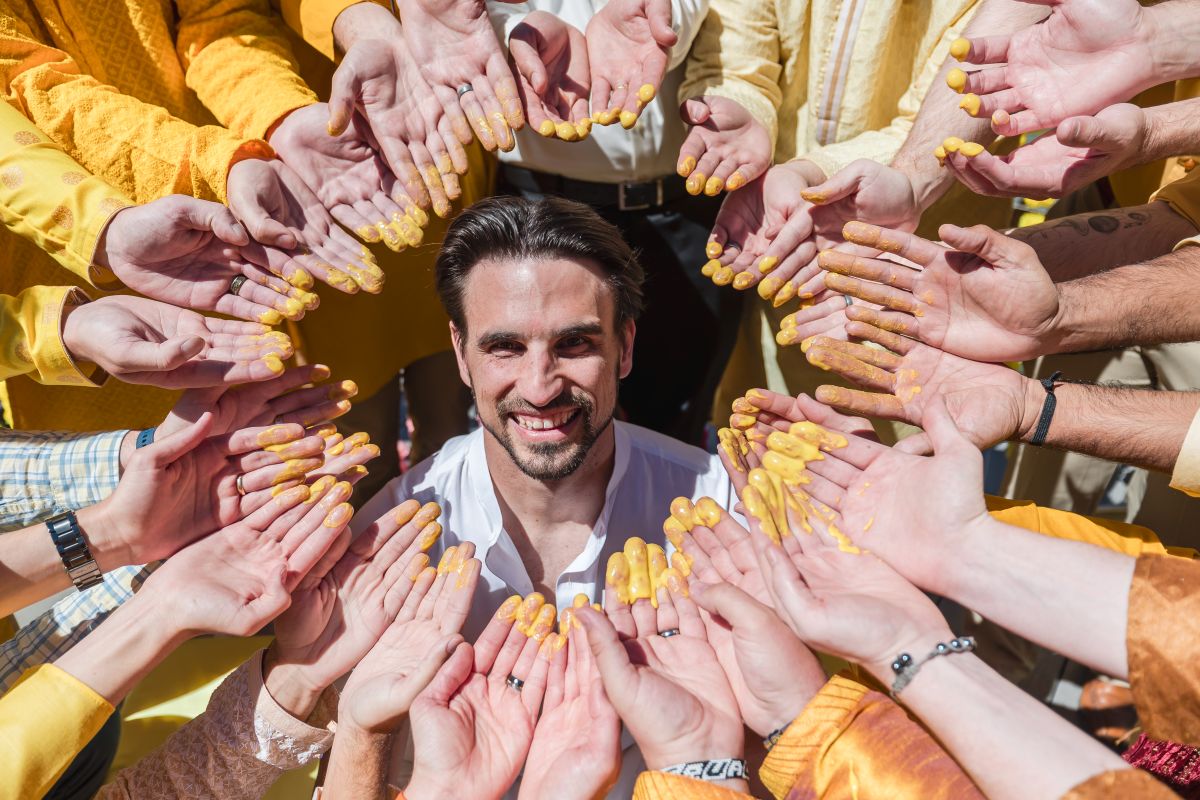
left=257, top=425, right=298, bottom=446
left=637, top=84, right=655, bottom=103
left=606, top=552, right=631, bottom=604
left=555, top=121, right=578, bottom=141
left=496, top=594, right=522, bottom=621
left=265, top=439, right=317, bottom=458
left=704, top=176, right=724, bottom=196
left=306, top=474, right=336, bottom=500
left=258, top=309, right=283, bottom=326
left=436, top=545, right=458, bottom=574
left=726, top=171, right=746, bottom=191
left=619, top=110, right=637, bottom=129
left=960, top=141, right=985, bottom=157
left=663, top=516, right=687, bottom=547
left=529, top=604, right=556, bottom=641
left=414, top=501, right=441, bottom=528
left=946, top=67, right=967, bottom=92
left=516, top=592, right=546, bottom=634
left=706, top=241, right=723, bottom=259
left=323, top=501, right=353, bottom=528
left=325, top=268, right=357, bottom=293
left=694, top=497, right=723, bottom=527
left=958, top=94, right=981, bottom=117
left=671, top=550, right=692, bottom=576
left=273, top=457, right=322, bottom=484
left=287, top=267, right=314, bottom=291
left=950, top=37, right=970, bottom=60
left=538, top=120, right=556, bottom=137
left=392, top=498, right=420, bottom=526
left=772, top=282, right=798, bottom=307
left=664, top=568, right=689, bottom=597
left=677, top=155, right=697, bottom=177
left=624, top=537, right=652, bottom=601
left=942, top=136, right=964, bottom=153
left=357, top=225, right=382, bottom=243
left=712, top=266, right=734, bottom=286
left=732, top=271, right=755, bottom=290
left=729, top=413, right=755, bottom=429
left=408, top=552, right=431, bottom=580
left=685, top=171, right=705, bottom=195
left=701, top=259, right=720, bottom=277
left=418, top=521, right=442, bottom=550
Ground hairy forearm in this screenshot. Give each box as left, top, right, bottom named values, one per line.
left=1143, top=98, right=1200, bottom=163
left=1146, top=0, right=1200, bottom=85
left=1014, top=202, right=1197, bottom=281
left=892, top=0, right=1049, bottom=210
left=54, top=592, right=185, bottom=705
left=325, top=724, right=393, bottom=800
left=888, top=652, right=1129, bottom=800
left=933, top=516, right=1134, bottom=680
left=1050, top=246, right=1200, bottom=352
left=1016, top=380, right=1200, bottom=474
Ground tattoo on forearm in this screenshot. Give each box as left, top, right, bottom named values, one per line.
left=1025, top=208, right=1150, bottom=241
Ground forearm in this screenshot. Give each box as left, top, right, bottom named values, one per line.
left=1141, top=98, right=1200, bottom=163
left=879, top=651, right=1129, bottom=800
left=53, top=592, right=185, bottom=705
left=1014, top=381, right=1200, bottom=474
left=1049, top=247, right=1200, bottom=351
left=261, top=643, right=326, bottom=721
left=893, top=0, right=1049, bottom=210
left=1145, top=0, right=1200, bottom=85
left=1014, top=203, right=1197, bottom=281
left=324, top=723, right=393, bottom=800
left=332, top=1, right=398, bottom=53
left=932, top=516, right=1134, bottom=680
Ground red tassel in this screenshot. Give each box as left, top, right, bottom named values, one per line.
left=1124, top=733, right=1200, bottom=798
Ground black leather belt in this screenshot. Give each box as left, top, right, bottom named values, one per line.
left=500, top=164, right=687, bottom=211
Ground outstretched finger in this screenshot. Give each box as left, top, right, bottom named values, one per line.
left=815, top=384, right=907, bottom=422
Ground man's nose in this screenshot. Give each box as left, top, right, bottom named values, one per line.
left=517, top=350, right=565, bottom=408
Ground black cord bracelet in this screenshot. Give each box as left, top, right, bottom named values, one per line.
left=1030, top=371, right=1064, bottom=447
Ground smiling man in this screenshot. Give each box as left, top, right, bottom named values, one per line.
left=358, top=196, right=734, bottom=632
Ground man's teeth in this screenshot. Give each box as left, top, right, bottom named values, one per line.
left=515, top=411, right=574, bottom=430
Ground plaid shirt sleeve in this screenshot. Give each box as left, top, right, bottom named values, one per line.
left=0, top=428, right=129, bottom=532
left=0, top=427, right=139, bottom=692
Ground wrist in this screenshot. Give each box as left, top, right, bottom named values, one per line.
left=59, top=300, right=92, bottom=366
left=73, top=499, right=133, bottom=573
left=333, top=2, right=399, bottom=52
left=263, top=643, right=327, bottom=720
left=643, top=731, right=745, bottom=775
left=1144, top=2, right=1200, bottom=86
left=862, top=626, right=955, bottom=687
left=404, top=773, right=452, bottom=800
left=1016, top=374, right=1049, bottom=445
left=93, top=208, right=131, bottom=271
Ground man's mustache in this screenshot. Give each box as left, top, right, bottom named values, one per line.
left=497, top=392, right=592, bottom=417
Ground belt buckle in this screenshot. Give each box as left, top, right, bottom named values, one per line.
left=618, top=179, right=663, bottom=212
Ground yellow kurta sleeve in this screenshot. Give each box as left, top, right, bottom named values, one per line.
left=0, top=664, right=114, bottom=799
left=633, top=771, right=753, bottom=800
left=1126, top=554, right=1200, bottom=746
left=984, top=496, right=1195, bottom=559
left=757, top=673, right=983, bottom=800
left=678, top=0, right=782, bottom=155
left=0, top=7, right=273, bottom=203
left=0, top=100, right=130, bottom=286
left=799, top=5, right=975, bottom=179
left=0, top=285, right=98, bottom=385
left=1152, top=169, right=1200, bottom=230
left=273, top=0, right=390, bottom=63
left=1060, top=769, right=1181, bottom=799
left=175, top=0, right=319, bottom=141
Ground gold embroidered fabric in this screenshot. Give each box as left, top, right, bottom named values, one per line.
left=1060, top=768, right=1182, bottom=799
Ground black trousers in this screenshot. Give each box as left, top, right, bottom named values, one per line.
left=497, top=168, right=743, bottom=445
left=46, top=707, right=120, bottom=799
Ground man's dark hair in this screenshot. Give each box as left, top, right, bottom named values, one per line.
left=435, top=196, right=645, bottom=336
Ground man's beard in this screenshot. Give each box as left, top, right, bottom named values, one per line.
left=482, top=389, right=612, bottom=481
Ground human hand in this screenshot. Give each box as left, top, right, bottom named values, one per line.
left=518, top=620, right=622, bottom=800
left=225, top=157, right=379, bottom=294
left=586, top=0, right=676, bottom=129
left=951, top=0, right=1160, bottom=137
left=510, top=12, right=592, bottom=142
left=335, top=531, right=476, bottom=734
left=330, top=3, right=467, bottom=212
left=803, top=319, right=1036, bottom=450
left=578, top=581, right=745, bottom=785
left=272, top=499, right=448, bottom=701
left=60, top=294, right=293, bottom=388
left=270, top=104, right=423, bottom=276
left=668, top=500, right=825, bottom=737
left=819, top=221, right=1062, bottom=361
left=942, top=104, right=1147, bottom=199
left=137, top=474, right=354, bottom=637
left=405, top=596, right=554, bottom=800
left=676, top=96, right=771, bottom=196
left=394, top=0, right=524, bottom=152
left=97, top=197, right=318, bottom=323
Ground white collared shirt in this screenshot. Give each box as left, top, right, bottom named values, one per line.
left=355, top=421, right=736, bottom=799
left=486, top=0, right=710, bottom=183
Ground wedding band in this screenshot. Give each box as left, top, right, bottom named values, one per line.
left=457, top=84, right=474, bottom=98
left=505, top=674, right=525, bottom=692
left=236, top=474, right=247, bottom=497
left=658, top=628, right=681, bottom=638
left=229, top=275, right=248, bottom=296
left=725, top=242, right=742, bottom=251
left=844, top=295, right=854, bottom=307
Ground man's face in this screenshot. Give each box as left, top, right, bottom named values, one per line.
left=451, top=255, right=634, bottom=481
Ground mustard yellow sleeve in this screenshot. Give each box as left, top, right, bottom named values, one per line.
left=678, top=0, right=781, bottom=155
left=1152, top=169, right=1200, bottom=231
left=175, top=0, right=319, bottom=141
left=983, top=495, right=1195, bottom=559
left=0, top=285, right=99, bottom=386
left=757, top=673, right=983, bottom=800
left=0, top=7, right=273, bottom=203
left=800, top=3, right=975, bottom=179
left=0, top=100, right=130, bottom=286
left=0, top=664, right=114, bottom=799
left=273, top=0, right=389, bottom=63
left=632, top=771, right=753, bottom=800
left=1060, top=769, right=1181, bottom=799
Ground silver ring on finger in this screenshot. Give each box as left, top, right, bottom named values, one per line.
left=725, top=241, right=742, bottom=251
left=658, top=628, right=681, bottom=638
left=236, top=473, right=247, bottom=497
left=844, top=295, right=854, bottom=307
left=229, top=275, right=248, bottom=296
left=457, top=84, right=474, bottom=98
left=505, top=674, right=525, bottom=692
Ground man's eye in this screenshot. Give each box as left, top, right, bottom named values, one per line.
left=489, top=341, right=522, bottom=355
left=559, top=336, right=591, bottom=351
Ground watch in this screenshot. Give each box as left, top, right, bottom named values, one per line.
left=46, top=511, right=104, bottom=591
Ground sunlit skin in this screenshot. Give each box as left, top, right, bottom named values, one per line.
left=450, top=255, right=636, bottom=596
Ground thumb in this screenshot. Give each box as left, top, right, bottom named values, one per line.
left=939, top=223, right=1037, bottom=271
left=419, top=641, right=474, bottom=707
left=679, top=97, right=711, bottom=127
left=1056, top=114, right=1123, bottom=152
left=646, top=0, right=677, bottom=46
left=143, top=410, right=214, bottom=468
left=401, top=634, right=465, bottom=708
left=689, top=581, right=766, bottom=630
left=328, top=60, right=361, bottom=137
left=164, top=196, right=249, bottom=246
left=576, top=608, right=637, bottom=709
left=240, top=212, right=298, bottom=251
left=122, top=335, right=205, bottom=373
left=509, top=29, right=550, bottom=95
left=801, top=162, right=867, bottom=206
left=921, top=397, right=975, bottom=458
left=206, top=205, right=250, bottom=247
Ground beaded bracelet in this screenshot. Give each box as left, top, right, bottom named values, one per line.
left=661, top=758, right=747, bottom=782
left=762, top=724, right=789, bottom=751
left=890, top=636, right=976, bottom=696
